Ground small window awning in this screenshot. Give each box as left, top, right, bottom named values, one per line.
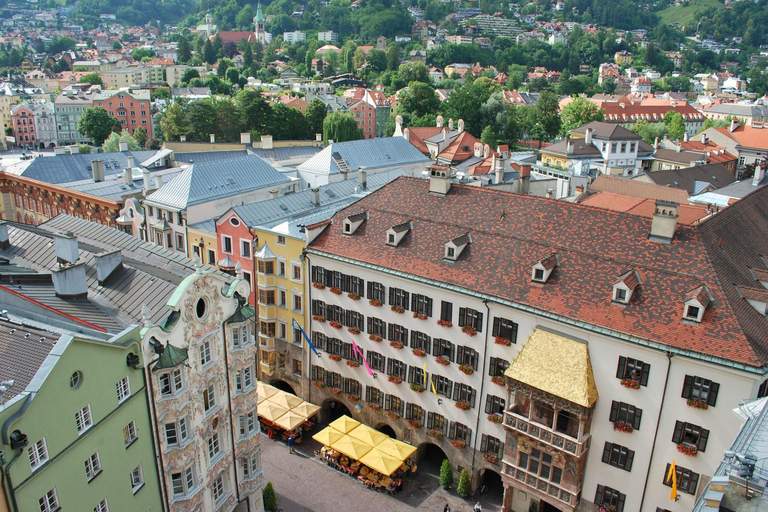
left=218, top=255, right=236, bottom=269
left=151, top=218, right=172, bottom=231
left=153, top=343, right=188, bottom=371
left=505, top=328, right=598, bottom=408
left=115, top=213, right=132, bottom=225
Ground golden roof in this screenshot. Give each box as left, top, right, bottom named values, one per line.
left=504, top=328, right=598, bottom=408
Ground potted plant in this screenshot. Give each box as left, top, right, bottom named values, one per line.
left=613, top=421, right=633, bottom=433
left=687, top=398, right=708, bottom=410
left=312, top=282, right=326, bottom=290
left=385, top=410, right=400, bottom=420
left=427, top=428, right=444, bottom=440
left=459, top=364, right=474, bottom=375
left=677, top=443, right=698, bottom=456
left=407, top=419, right=422, bottom=429
left=435, top=356, right=450, bottom=366
left=330, top=387, right=342, bottom=395
left=329, top=320, right=343, bottom=329
left=348, top=292, right=361, bottom=300
left=391, top=305, right=405, bottom=314
left=328, top=354, right=342, bottom=362
left=598, top=506, right=618, bottom=512
left=620, top=378, right=640, bottom=389
left=346, top=394, right=360, bottom=402
left=369, top=334, right=383, bottom=343
left=483, top=452, right=499, bottom=464
left=346, top=360, right=360, bottom=368
left=494, top=336, right=511, bottom=346
left=348, top=326, right=361, bottom=335
left=461, top=325, right=477, bottom=337
left=437, top=319, right=452, bottom=328
left=450, top=439, right=467, bottom=449
left=413, top=311, right=427, bottom=320
left=455, top=400, right=471, bottom=410
left=412, top=348, right=427, bottom=357
left=491, top=375, right=505, bottom=385
left=367, top=402, right=381, bottom=412
left=487, top=414, right=503, bottom=424
left=312, top=380, right=325, bottom=389
left=312, top=315, right=326, bottom=322
left=390, top=341, right=404, bottom=349
left=388, top=375, right=403, bottom=384
left=369, top=299, right=383, bottom=307
left=330, top=287, right=342, bottom=295
left=410, top=383, right=425, bottom=393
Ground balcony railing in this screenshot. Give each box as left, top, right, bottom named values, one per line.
left=502, top=460, right=577, bottom=508
left=504, top=409, right=590, bottom=457
left=259, top=335, right=276, bottom=351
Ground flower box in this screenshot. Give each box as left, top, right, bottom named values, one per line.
left=312, top=315, right=326, bottom=323
left=494, top=336, right=512, bottom=346
left=455, top=400, right=471, bottom=410
left=437, top=319, right=453, bottom=328
left=330, top=387, right=342, bottom=395
left=346, top=394, right=360, bottom=402
left=620, top=378, right=640, bottom=390
left=435, top=356, right=450, bottom=366
left=677, top=443, right=698, bottom=456
left=329, top=321, right=343, bottom=329
left=687, top=398, right=708, bottom=410
left=367, top=402, right=382, bottom=412
left=450, top=439, right=467, bottom=449
left=598, top=506, right=618, bottom=512
left=312, top=282, right=326, bottom=290
left=312, top=380, right=325, bottom=389
left=491, top=376, right=505, bottom=386
left=369, top=299, right=383, bottom=307
left=459, top=364, right=475, bottom=375
left=348, top=292, right=361, bottom=300
left=461, top=325, right=477, bottom=337
left=483, top=452, right=499, bottom=464
left=412, top=311, right=428, bottom=320
left=427, top=429, right=444, bottom=440
left=348, top=327, right=361, bottom=335
left=613, top=421, right=633, bottom=433
left=346, top=360, right=360, bottom=368
left=369, top=334, right=383, bottom=343
left=385, top=410, right=400, bottom=420
left=412, top=348, right=427, bottom=357
left=487, top=414, right=503, bottom=424
left=407, top=419, right=422, bottom=429
left=391, top=305, right=405, bottom=314
left=390, top=341, right=404, bottom=349
left=410, top=383, right=425, bottom=393
left=328, top=354, right=342, bottom=362
left=330, top=287, right=342, bottom=295
left=388, top=375, right=403, bottom=384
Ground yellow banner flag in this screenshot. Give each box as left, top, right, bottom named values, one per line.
left=667, top=459, right=678, bottom=501
left=422, top=363, right=428, bottom=387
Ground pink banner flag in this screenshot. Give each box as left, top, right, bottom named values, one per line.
left=351, top=339, right=374, bottom=376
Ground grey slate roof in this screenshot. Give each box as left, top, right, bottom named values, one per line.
left=250, top=145, right=323, bottom=163
left=0, top=320, right=58, bottom=404
left=704, top=104, right=768, bottom=118
left=63, top=167, right=184, bottom=202
left=145, top=155, right=291, bottom=210
left=173, top=150, right=248, bottom=164
left=20, top=151, right=160, bottom=185
left=644, top=163, right=736, bottom=194
left=298, top=138, right=429, bottom=175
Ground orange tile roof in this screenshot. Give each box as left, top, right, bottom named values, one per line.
left=579, top=191, right=710, bottom=225
left=439, top=131, right=481, bottom=164
left=728, top=125, right=768, bottom=151
left=405, top=127, right=442, bottom=155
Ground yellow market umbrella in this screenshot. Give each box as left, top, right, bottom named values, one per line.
left=267, top=391, right=303, bottom=410
left=312, top=426, right=344, bottom=446
left=259, top=401, right=288, bottom=422
left=273, top=410, right=307, bottom=431
left=348, top=424, right=388, bottom=447
left=376, top=438, right=417, bottom=461
left=329, top=415, right=361, bottom=434
left=292, top=402, right=320, bottom=419
left=330, top=434, right=373, bottom=460
left=258, top=381, right=278, bottom=400
left=359, top=448, right=403, bottom=476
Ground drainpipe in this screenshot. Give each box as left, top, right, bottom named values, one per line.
left=2, top=449, right=23, bottom=512
left=470, top=298, right=492, bottom=488
left=221, top=314, right=241, bottom=506
left=638, top=351, right=674, bottom=512
left=145, top=361, right=171, bottom=512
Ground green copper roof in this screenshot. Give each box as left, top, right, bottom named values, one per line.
left=256, top=2, right=264, bottom=22
left=227, top=304, right=255, bottom=324
left=153, top=343, right=189, bottom=371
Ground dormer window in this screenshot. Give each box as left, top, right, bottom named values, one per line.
left=615, top=288, right=627, bottom=302
left=683, top=285, right=711, bottom=323
left=388, top=233, right=395, bottom=244
left=444, top=234, right=471, bottom=262
left=531, top=253, right=558, bottom=283
left=447, top=247, right=455, bottom=258
left=343, top=212, right=367, bottom=236
left=534, top=268, right=544, bottom=281
left=613, top=270, right=640, bottom=305
left=386, top=221, right=411, bottom=247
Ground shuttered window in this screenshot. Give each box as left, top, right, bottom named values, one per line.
left=601, top=442, right=634, bottom=471
left=671, top=421, right=709, bottom=452
left=595, top=485, right=626, bottom=512
left=410, top=331, right=431, bottom=353
left=367, top=281, right=385, bottom=302
left=681, top=375, right=720, bottom=407
left=616, top=356, right=651, bottom=386
left=663, top=463, right=699, bottom=495
left=389, top=287, right=409, bottom=309
left=609, top=401, right=642, bottom=430
left=458, top=307, right=483, bottom=331
left=492, top=317, right=518, bottom=343
left=411, top=294, right=433, bottom=316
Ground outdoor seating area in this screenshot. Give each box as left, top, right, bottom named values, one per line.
left=312, top=415, right=418, bottom=493
left=257, top=382, right=320, bottom=442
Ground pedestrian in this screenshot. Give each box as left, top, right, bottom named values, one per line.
left=443, top=503, right=451, bottom=512
left=287, top=434, right=295, bottom=454
left=474, top=502, right=482, bottom=512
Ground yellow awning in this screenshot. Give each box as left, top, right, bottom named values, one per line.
left=267, top=390, right=304, bottom=409
left=330, top=434, right=373, bottom=459
left=259, top=401, right=289, bottom=422
left=273, top=410, right=307, bottom=431
left=312, top=426, right=344, bottom=446
left=376, top=438, right=417, bottom=461
left=257, top=381, right=278, bottom=400
left=359, top=448, right=403, bottom=476
left=292, top=402, right=321, bottom=418
left=329, top=415, right=361, bottom=434
left=347, top=424, right=389, bottom=447
left=505, top=327, right=598, bottom=408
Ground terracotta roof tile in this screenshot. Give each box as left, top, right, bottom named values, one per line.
left=589, top=175, right=690, bottom=203
left=579, top=191, right=710, bottom=225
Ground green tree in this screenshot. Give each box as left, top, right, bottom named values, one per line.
left=78, top=144, right=92, bottom=154
left=397, top=81, right=439, bottom=119
left=263, top=482, right=277, bottom=512
left=664, top=111, right=686, bottom=141
left=560, top=96, right=605, bottom=134
left=103, top=131, right=140, bottom=152
left=186, top=99, right=219, bottom=141
left=217, top=58, right=233, bottom=78
left=236, top=88, right=272, bottom=134
left=151, top=88, right=171, bottom=101
left=203, top=39, right=218, bottom=65
left=630, top=119, right=668, bottom=145
left=386, top=45, right=400, bottom=71
left=304, top=98, right=328, bottom=137
left=180, top=68, right=200, bottom=84
left=78, top=73, right=103, bottom=85
left=177, top=35, right=191, bottom=64
left=457, top=468, right=471, bottom=498
left=536, top=91, right=562, bottom=141
left=159, top=102, right=189, bottom=141
left=133, top=126, right=148, bottom=148
left=439, top=459, right=453, bottom=490
left=131, top=47, right=154, bottom=61
left=367, top=49, right=387, bottom=72
left=398, top=62, right=429, bottom=84
left=226, top=67, right=240, bottom=84
left=480, top=125, right=498, bottom=148
left=78, top=106, right=121, bottom=146
left=242, top=42, right=254, bottom=68
left=323, top=111, right=362, bottom=144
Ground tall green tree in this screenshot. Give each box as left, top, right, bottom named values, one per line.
left=560, top=96, right=605, bottom=134
left=664, top=111, right=686, bottom=141
left=235, top=89, right=272, bottom=134
left=177, top=36, right=191, bottom=65
left=78, top=107, right=121, bottom=146
left=304, top=99, right=328, bottom=137
left=535, top=91, right=562, bottom=141
left=78, top=73, right=103, bottom=85
left=186, top=99, right=218, bottom=141
left=386, top=45, right=400, bottom=71
left=397, top=81, right=439, bottom=120
left=133, top=126, right=148, bottom=148
left=439, top=459, right=453, bottom=489
left=203, top=39, right=218, bottom=65
left=323, top=111, right=362, bottom=144
left=159, top=102, right=189, bottom=142
left=103, top=131, right=140, bottom=152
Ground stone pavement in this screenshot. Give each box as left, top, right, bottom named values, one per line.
left=260, top=433, right=503, bottom=512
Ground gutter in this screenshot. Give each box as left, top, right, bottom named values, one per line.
left=470, top=299, right=492, bottom=482
left=306, top=250, right=766, bottom=375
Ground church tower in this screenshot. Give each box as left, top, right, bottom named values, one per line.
left=254, top=3, right=268, bottom=44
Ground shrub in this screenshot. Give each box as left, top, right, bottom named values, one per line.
left=263, top=482, right=277, bottom=511
left=439, top=459, right=453, bottom=490
left=457, top=468, right=471, bottom=498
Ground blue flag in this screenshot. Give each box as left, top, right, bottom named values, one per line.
left=292, top=318, right=319, bottom=356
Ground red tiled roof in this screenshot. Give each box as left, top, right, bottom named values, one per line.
left=579, top=191, right=709, bottom=225
left=217, top=31, right=255, bottom=44
left=603, top=103, right=705, bottom=123
left=438, top=131, right=481, bottom=164
left=589, top=175, right=690, bottom=203
left=309, top=177, right=768, bottom=367
left=404, top=127, right=442, bottom=155
left=726, top=125, right=768, bottom=151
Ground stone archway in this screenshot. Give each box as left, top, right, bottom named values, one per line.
left=320, top=398, right=352, bottom=424
left=374, top=423, right=396, bottom=439
left=477, top=467, right=504, bottom=508
left=416, top=442, right=449, bottom=475
left=270, top=379, right=296, bottom=395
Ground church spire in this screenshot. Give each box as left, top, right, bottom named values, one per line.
left=255, top=2, right=264, bottom=22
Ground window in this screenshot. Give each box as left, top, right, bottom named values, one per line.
left=259, top=289, right=276, bottom=305
left=292, top=265, right=301, bottom=281
left=277, top=235, right=286, bottom=245
left=367, top=351, right=386, bottom=372
left=672, top=421, right=709, bottom=452
left=367, top=281, right=385, bottom=303
left=611, top=142, right=618, bottom=153
left=171, top=467, right=196, bottom=496
left=242, top=454, right=261, bottom=480
left=389, top=287, right=409, bottom=309
left=200, top=341, right=212, bottom=366
left=116, top=376, right=130, bottom=402
left=85, top=452, right=102, bottom=481
left=431, top=374, right=453, bottom=397
left=456, top=345, right=479, bottom=370
left=222, top=235, right=232, bottom=254
left=203, top=384, right=216, bottom=412
left=124, top=421, right=138, bottom=447
left=440, top=301, right=453, bottom=323
left=367, top=317, right=387, bottom=337
left=534, top=268, right=545, bottom=281
left=388, top=323, right=408, bottom=344
left=131, top=465, right=144, bottom=493
left=159, top=368, right=183, bottom=396
left=615, top=288, right=627, bottom=302
left=165, top=417, right=189, bottom=445
left=241, top=239, right=251, bottom=258
left=410, top=330, right=431, bottom=353
left=459, top=307, right=483, bottom=331
left=258, top=260, right=275, bottom=274
left=427, top=412, right=447, bottom=433
left=387, top=358, right=407, bottom=379
left=412, top=294, right=433, bottom=317
left=685, top=305, right=700, bottom=320
left=595, top=485, right=625, bottom=512
left=485, top=395, right=505, bottom=415
left=602, top=442, right=634, bottom=471
left=70, top=371, right=82, bottom=388
left=207, top=249, right=215, bottom=265
left=481, top=434, right=504, bottom=458
left=663, top=463, right=699, bottom=495
left=344, top=378, right=362, bottom=396
left=346, top=310, right=364, bottom=330
left=240, top=411, right=257, bottom=437
left=207, top=432, right=221, bottom=461
left=366, top=385, right=384, bottom=407
left=177, top=233, right=184, bottom=251
left=39, top=489, right=59, bottom=512
left=450, top=421, right=472, bottom=443
left=609, top=401, right=642, bottom=430
left=76, top=405, right=93, bottom=434
left=213, top=474, right=225, bottom=502
left=235, top=366, right=254, bottom=392
left=616, top=356, right=650, bottom=386
left=433, top=338, right=455, bottom=361
left=492, top=317, right=518, bottom=343
left=453, top=383, right=476, bottom=407
left=279, top=290, right=287, bottom=308
left=279, top=261, right=286, bottom=276
left=681, top=375, right=720, bottom=407
left=94, top=498, right=109, bottom=512
left=489, top=357, right=509, bottom=377
left=385, top=394, right=405, bottom=416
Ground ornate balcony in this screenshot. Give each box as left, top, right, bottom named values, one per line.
left=501, top=460, right=577, bottom=508
left=259, top=334, right=276, bottom=351
left=504, top=406, right=591, bottom=457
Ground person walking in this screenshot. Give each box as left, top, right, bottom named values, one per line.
left=288, top=434, right=296, bottom=454
left=443, top=504, right=451, bottom=512
left=473, top=502, right=482, bottom=512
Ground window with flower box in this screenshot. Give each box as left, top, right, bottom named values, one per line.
left=327, top=305, right=345, bottom=323
left=389, top=287, right=410, bottom=309
left=453, top=384, right=476, bottom=407
left=481, top=434, right=504, bottom=459
left=312, top=365, right=325, bottom=382
left=344, top=378, right=361, bottom=396
left=433, top=338, right=455, bottom=361
left=411, top=294, right=433, bottom=317
left=388, top=323, right=408, bottom=344
left=485, top=395, right=505, bottom=415
left=325, top=371, right=342, bottom=389
left=408, top=366, right=428, bottom=386
left=609, top=401, right=642, bottom=430
left=440, top=301, right=453, bottom=323
left=492, top=317, right=518, bottom=343
left=431, top=374, right=453, bottom=397
left=311, top=265, right=327, bottom=284
left=450, top=422, right=472, bottom=443
left=312, top=332, right=326, bottom=350
left=406, top=403, right=426, bottom=424
left=427, top=412, right=447, bottom=433
left=366, top=386, right=384, bottom=407
left=663, top=463, right=699, bottom=495
left=411, top=331, right=431, bottom=353
left=489, top=357, right=509, bottom=377
left=311, top=300, right=326, bottom=318
left=324, top=337, right=343, bottom=356
left=341, top=342, right=362, bottom=363
left=367, top=281, right=386, bottom=303
left=459, top=307, right=483, bottom=331
left=595, top=485, right=625, bottom=512
left=385, top=395, right=405, bottom=416
left=456, top=346, right=479, bottom=370
left=672, top=421, right=709, bottom=452
left=367, top=317, right=386, bottom=337
left=387, top=358, right=407, bottom=379
left=616, top=356, right=650, bottom=386
left=601, top=442, right=634, bottom=471
left=681, top=375, right=719, bottom=407
left=367, top=350, right=386, bottom=372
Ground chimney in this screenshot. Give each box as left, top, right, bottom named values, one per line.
left=261, top=134, right=273, bottom=150
left=51, top=261, right=87, bottom=300
left=753, top=163, right=765, bottom=187
left=403, top=127, right=410, bottom=141
left=315, top=133, right=322, bottom=142
left=566, top=139, right=574, bottom=154
left=53, top=233, right=79, bottom=264
left=358, top=168, right=367, bottom=190
left=458, top=119, right=464, bottom=133
left=436, top=115, right=443, bottom=128
left=142, top=169, right=150, bottom=190
left=210, top=133, right=216, bottom=143
left=0, top=221, right=9, bottom=249
left=701, top=133, right=708, bottom=144
left=730, top=119, right=738, bottom=132
left=684, top=132, right=689, bottom=143
left=240, top=132, right=251, bottom=144
left=91, top=159, right=104, bottom=182
left=448, top=118, right=454, bottom=131
left=483, top=144, right=490, bottom=159
left=429, top=167, right=451, bottom=196
left=395, top=114, right=403, bottom=135
left=119, top=141, right=128, bottom=152
left=650, top=200, right=679, bottom=244
left=310, top=187, right=320, bottom=205
left=124, top=167, right=134, bottom=185
left=126, top=155, right=135, bottom=168
left=653, top=137, right=659, bottom=150
left=519, top=164, right=531, bottom=194
left=154, top=175, right=163, bottom=189
left=474, top=143, right=483, bottom=158
left=585, top=128, right=592, bottom=145
left=495, top=155, right=504, bottom=185
left=545, top=188, right=554, bottom=199
left=269, top=189, right=279, bottom=199
left=94, top=249, right=122, bottom=285
left=676, top=143, right=681, bottom=153
left=180, top=135, right=187, bottom=142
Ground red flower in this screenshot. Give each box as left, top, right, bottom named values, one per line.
left=435, top=356, right=450, bottom=366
